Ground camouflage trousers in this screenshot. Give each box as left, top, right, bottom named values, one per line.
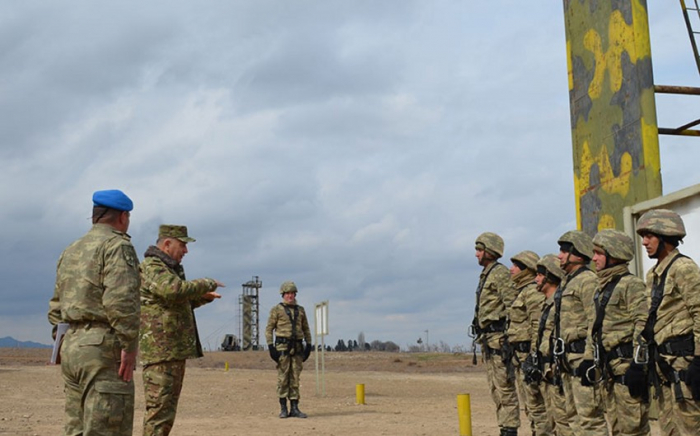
left=603, top=379, right=650, bottom=436
left=484, top=350, right=519, bottom=428
left=277, top=353, right=304, bottom=400
left=142, top=360, right=187, bottom=436
left=515, top=351, right=553, bottom=435
left=61, top=325, right=134, bottom=436
left=542, top=373, right=574, bottom=436
left=656, top=379, right=700, bottom=436
left=562, top=371, right=608, bottom=435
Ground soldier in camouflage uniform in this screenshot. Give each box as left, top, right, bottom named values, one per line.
left=48, top=189, right=140, bottom=436
left=266, top=281, right=313, bottom=419
left=139, top=224, right=225, bottom=436
left=555, top=231, right=609, bottom=435
left=577, top=229, right=650, bottom=436
left=531, top=254, right=574, bottom=436
left=506, top=250, right=552, bottom=436
left=635, top=209, right=700, bottom=436
left=471, top=232, right=520, bottom=436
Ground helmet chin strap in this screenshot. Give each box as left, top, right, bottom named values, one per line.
left=563, top=251, right=587, bottom=271
left=650, top=238, right=665, bottom=259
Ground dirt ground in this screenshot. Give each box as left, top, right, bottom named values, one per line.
left=0, top=348, right=662, bottom=435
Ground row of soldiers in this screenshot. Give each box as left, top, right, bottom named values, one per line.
left=471, top=208, right=700, bottom=436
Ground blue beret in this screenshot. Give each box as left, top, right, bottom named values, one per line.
left=92, top=189, right=133, bottom=211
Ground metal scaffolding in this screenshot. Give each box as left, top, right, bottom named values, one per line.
left=239, top=276, right=262, bottom=350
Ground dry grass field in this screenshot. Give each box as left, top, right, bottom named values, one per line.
left=0, top=348, right=661, bottom=435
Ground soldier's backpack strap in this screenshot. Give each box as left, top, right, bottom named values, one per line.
left=642, top=254, right=687, bottom=342
left=553, top=266, right=590, bottom=373
left=638, top=253, right=687, bottom=400
left=471, top=262, right=500, bottom=335
left=591, top=272, right=628, bottom=380
left=282, top=303, right=300, bottom=340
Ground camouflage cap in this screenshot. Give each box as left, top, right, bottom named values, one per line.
left=510, top=250, right=539, bottom=272
left=280, top=281, right=298, bottom=295
left=636, top=209, right=686, bottom=238
left=537, top=254, right=565, bottom=282
left=558, top=230, right=594, bottom=260
left=475, top=232, right=504, bottom=258
left=158, top=224, right=196, bottom=243
left=593, top=229, right=634, bottom=261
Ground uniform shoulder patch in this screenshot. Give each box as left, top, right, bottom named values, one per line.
left=121, top=244, right=139, bottom=268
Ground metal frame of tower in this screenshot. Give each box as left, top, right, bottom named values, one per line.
left=240, top=276, right=262, bottom=350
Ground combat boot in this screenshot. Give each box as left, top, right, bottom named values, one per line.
left=289, top=399, right=307, bottom=418
left=500, top=427, right=517, bottom=436
left=278, top=398, right=288, bottom=418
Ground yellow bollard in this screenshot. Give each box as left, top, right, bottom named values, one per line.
left=356, top=383, right=365, bottom=405
left=457, top=393, right=472, bottom=436
left=225, top=361, right=229, bottom=372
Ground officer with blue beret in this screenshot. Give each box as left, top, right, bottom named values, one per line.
left=48, top=188, right=141, bottom=435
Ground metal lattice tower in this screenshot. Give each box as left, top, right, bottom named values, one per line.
left=681, top=0, right=700, bottom=77
left=239, top=276, right=262, bottom=350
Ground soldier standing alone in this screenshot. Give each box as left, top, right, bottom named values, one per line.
left=48, top=189, right=140, bottom=436
left=266, top=281, right=313, bottom=419
left=139, top=224, right=225, bottom=436
left=636, top=209, right=700, bottom=435
left=471, top=232, right=520, bottom=436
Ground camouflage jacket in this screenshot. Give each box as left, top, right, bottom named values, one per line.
left=645, top=249, right=700, bottom=357
left=138, top=245, right=217, bottom=366
left=265, top=301, right=311, bottom=347
left=584, top=264, right=647, bottom=371
left=558, top=266, right=598, bottom=347
left=537, top=293, right=556, bottom=373
left=48, top=224, right=141, bottom=353
left=475, top=262, right=518, bottom=349
left=507, top=269, right=544, bottom=345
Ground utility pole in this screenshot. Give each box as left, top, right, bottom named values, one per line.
left=425, top=329, right=429, bottom=351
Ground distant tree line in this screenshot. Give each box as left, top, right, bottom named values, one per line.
left=332, top=338, right=400, bottom=352
left=310, top=331, right=466, bottom=353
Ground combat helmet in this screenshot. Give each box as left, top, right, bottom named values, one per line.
left=475, top=232, right=504, bottom=258
left=558, top=230, right=594, bottom=260
left=592, top=229, right=634, bottom=262
left=636, top=209, right=686, bottom=239
left=280, top=281, right=298, bottom=295
left=537, top=254, right=565, bottom=283
left=510, top=250, right=539, bottom=272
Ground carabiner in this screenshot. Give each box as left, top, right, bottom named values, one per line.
left=553, top=337, right=565, bottom=356
left=634, top=343, right=649, bottom=365
left=585, top=364, right=604, bottom=385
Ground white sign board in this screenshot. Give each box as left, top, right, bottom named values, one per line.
left=315, top=301, right=329, bottom=336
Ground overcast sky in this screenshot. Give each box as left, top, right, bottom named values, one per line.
left=1, top=2, right=697, bottom=351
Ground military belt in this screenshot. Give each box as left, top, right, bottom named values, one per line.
left=607, top=342, right=634, bottom=361
left=565, top=338, right=586, bottom=354
left=511, top=341, right=531, bottom=353
left=658, top=334, right=694, bottom=357
left=275, top=337, right=303, bottom=345
left=611, top=374, right=628, bottom=385
left=484, top=346, right=503, bottom=357
left=477, top=318, right=507, bottom=335
left=69, top=320, right=112, bottom=330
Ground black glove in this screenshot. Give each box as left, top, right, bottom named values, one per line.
left=268, top=345, right=280, bottom=363
left=576, top=359, right=595, bottom=387
left=624, top=362, right=648, bottom=400
left=521, top=354, right=542, bottom=385
left=684, top=356, right=700, bottom=400
left=303, top=343, right=313, bottom=362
